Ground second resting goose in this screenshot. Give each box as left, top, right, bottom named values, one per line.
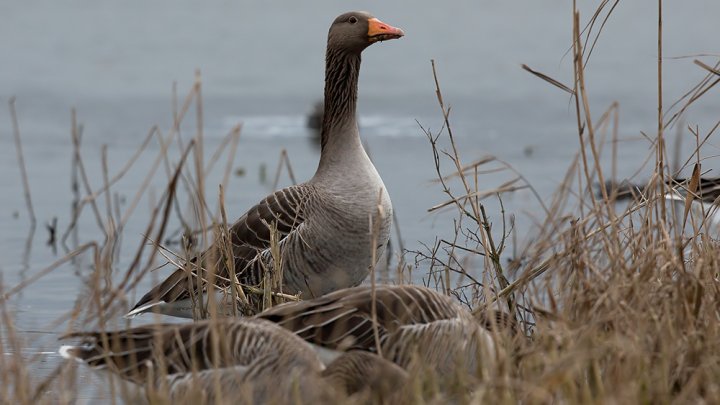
left=59, top=318, right=408, bottom=404
left=126, top=12, right=404, bottom=318
left=256, top=284, right=504, bottom=380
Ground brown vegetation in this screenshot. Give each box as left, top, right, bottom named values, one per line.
left=2, top=1, right=719, bottom=403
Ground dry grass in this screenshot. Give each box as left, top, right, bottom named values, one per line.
left=2, top=1, right=720, bottom=403
left=410, top=2, right=720, bottom=403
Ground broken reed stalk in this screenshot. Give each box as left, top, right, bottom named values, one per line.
left=272, top=148, right=298, bottom=190
left=256, top=218, right=286, bottom=312
left=266, top=219, right=285, bottom=310
left=218, top=184, right=246, bottom=317
left=9, top=97, right=37, bottom=230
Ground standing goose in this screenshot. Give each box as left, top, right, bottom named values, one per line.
left=127, top=11, right=403, bottom=318
left=59, top=318, right=407, bottom=404
left=256, top=284, right=503, bottom=379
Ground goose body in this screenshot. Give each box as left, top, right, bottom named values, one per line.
left=127, top=12, right=404, bottom=318
left=60, top=318, right=407, bottom=404
left=256, top=284, right=500, bottom=378
left=60, top=318, right=325, bottom=403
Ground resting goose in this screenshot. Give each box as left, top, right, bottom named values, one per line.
left=256, top=284, right=504, bottom=380
left=605, top=176, right=720, bottom=203
left=59, top=318, right=407, bottom=404
left=603, top=175, right=720, bottom=231
left=126, top=11, right=403, bottom=318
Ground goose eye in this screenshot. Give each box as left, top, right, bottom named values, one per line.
left=348, top=16, right=358, bottom=24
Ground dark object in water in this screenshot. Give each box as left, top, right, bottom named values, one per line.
left=307, top=101, right=323, bottom=132
left=46, top=217, right=57, bottom=246
left=307, top=100, right=323, bottom=147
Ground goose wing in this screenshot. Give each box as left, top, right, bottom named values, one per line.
left=128, top=184, right=315, bottom=316
left=256, top=285, right=462, bottom=351
left=321, top=350, right=408, bottom=401
left=381, top=318, right=494, bottom=372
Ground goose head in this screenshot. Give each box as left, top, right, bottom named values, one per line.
left=327, top=11, right=404, bottom=54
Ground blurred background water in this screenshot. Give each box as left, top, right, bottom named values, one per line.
left=0, top=0, right=719, bottom=401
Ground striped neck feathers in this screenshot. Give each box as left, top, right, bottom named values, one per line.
left=320, top=47, right=361, bottom=153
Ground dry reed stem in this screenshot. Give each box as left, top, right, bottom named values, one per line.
left=99, top=140, right=194, bottom=317
left=694, top=59, right=720, bottom=77
left=147, top=241, right=298, bottom=303
left=520, top=64, right=574, bottom=95
left=572, top=8, right=627, bottom=271
left=81, top=125, right=158, bottom=208
left=191, top=70, right=211, bottom=319
left=272, top=148, right=298, bottom=190
left=66, top=109, right=108, bottom=239
left=117, top=77, right=198, bottom=231
left=8, top=97, right=36, bottom=230
left=218, top=184, right=246, bottom=316
left=426, top=59, right=513, bottom=312
left=0, top=242, right=98, bottom=302
left=219, top=124, right=242, bottom=194
left=656, top=0, right=668, bottom=224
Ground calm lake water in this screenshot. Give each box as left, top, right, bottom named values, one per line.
left=1, top=0, right=719, bottom=401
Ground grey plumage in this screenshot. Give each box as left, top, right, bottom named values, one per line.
left=321, top=350, right=409, bottom=404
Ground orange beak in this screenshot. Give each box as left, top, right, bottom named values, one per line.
left=367, top=17, right=405, bottom=43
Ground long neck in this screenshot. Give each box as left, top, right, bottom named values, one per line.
left=320, top=47, right=361, bottom=154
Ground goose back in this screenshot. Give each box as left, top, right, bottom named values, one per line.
left=257, top=285, right=465, bottom=351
